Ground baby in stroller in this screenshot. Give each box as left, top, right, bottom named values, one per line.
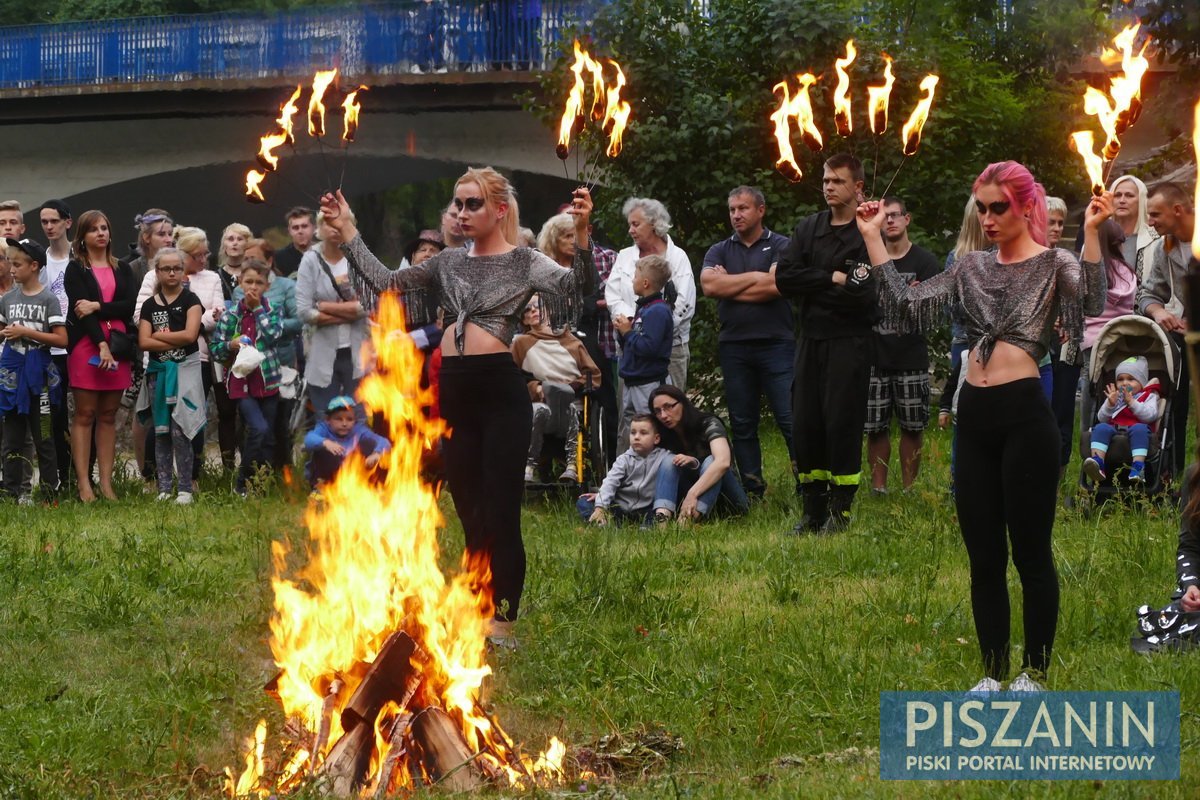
left=1084, top=355, right=1160, bottom=483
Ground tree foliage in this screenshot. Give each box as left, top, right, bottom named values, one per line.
left=529, top=0, right=1113, bottom=388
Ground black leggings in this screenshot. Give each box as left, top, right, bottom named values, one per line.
left=438, top=353, right=531, bottom=621
left=955, top=378, right=1060, bottom=679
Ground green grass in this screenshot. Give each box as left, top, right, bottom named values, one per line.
left=1, top=425, right=1198, bottom=799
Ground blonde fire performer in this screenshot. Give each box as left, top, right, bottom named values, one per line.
left=318, top=170, right=597, bottom=648
left=856, top=161, right=1109, bottom=691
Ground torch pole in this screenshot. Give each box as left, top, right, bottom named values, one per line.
left=880, top=154, right=910, bottom=201
left=1101, top=148, right=1121, bottom=190
left=1187, top=262, right=1200, bottom=441
left=869, top=136, right=881, bottom=199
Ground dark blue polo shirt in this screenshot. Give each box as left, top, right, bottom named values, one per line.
left=702, top=228, right=793, bottom=343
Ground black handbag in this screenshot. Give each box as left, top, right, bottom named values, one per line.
left=106, top=322, right=138, bottom=362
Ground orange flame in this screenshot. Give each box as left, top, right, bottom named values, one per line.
left=276, top=85, right=302, bottom=144
left=341, top=86, right=366, bottom=143
left=244, top=170, right=267, bottom=203
left=866, top=55, right=895, bottom=135
left=900, top=74, right=939, bottom=156
left=225, top=719, right=267, bottom=797
left=1082, top=23, right=1150, bottom=161
left=1192, top=99, right=1200, bottom=261
left=602, top=60, right=631, bottom=157
left=1070, top=131, right=1106, bottom=195
left=307, top=69, right=339, bottom=138
left=770, top=73, right=822, bottom=182
left=557, top=40, right=604, bottom=158
left=833, top=39, right=856, bottom=136
left=256, top=130, right=289, bottom=172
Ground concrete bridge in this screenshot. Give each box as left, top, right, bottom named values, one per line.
left=0, top=2, right=601, bottom=249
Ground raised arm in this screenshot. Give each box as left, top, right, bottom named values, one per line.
left=856, top=201, right=959, bottom=333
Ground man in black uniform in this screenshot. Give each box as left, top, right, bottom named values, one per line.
left=775, top=154, right=877, bottom=533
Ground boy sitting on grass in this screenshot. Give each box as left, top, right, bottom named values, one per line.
left=303, top=395, right=391, bottom=487
left=612, top=254, right=673, bottom=449
left=576, top=413, right=671, bottom=526
left=0, top=238, right=65, bottom=502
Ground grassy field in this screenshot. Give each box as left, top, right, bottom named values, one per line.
left=1, top=424, right=1198, bottom=799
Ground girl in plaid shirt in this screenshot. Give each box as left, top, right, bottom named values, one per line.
left=210, top=260, right=283, bottom=495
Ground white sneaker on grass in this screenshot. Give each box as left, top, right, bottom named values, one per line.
left=559, top=467, right=578, bottom=482
left=17, top=494, right=33, bottom=506
left=968, top=677, right=1002, bottom=693
left=156, top=492, right=172, bottom=501
left=175, top=492, right=193, bottom=505
left=1008, top=672, right=1045, bottom=692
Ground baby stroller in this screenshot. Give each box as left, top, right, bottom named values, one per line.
left=1078, top=314, right=1177, bottom=505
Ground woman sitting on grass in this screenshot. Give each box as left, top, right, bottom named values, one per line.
left=649, top=385, right=748, bottom=524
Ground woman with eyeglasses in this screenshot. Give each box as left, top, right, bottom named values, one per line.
left=647, top=384, right=749, bottom=524
left=856, top=161, right=1110, bottom=692
left=318, top=167, right=597, bottom=647
left=149, top=227, right=223, bottom=480
left=125, top=208, right=174, bottom=483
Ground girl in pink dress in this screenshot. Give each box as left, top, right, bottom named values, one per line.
left=65, top=210, right=136, bottom=502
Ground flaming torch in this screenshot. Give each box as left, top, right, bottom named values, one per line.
left=866, top=55, right=895, bottom=136
left=555, top=40, right=605, bottom=163
left=879, top=73, right=938, bottom=198
left=277, top=85, right=302, bottom=144
left=1069, top=131, right=1106, bottom=196
left=244, top=169, right=267, bottom=204
left=1071, top=23, right=1150, bottom=192
left=341, top=87, right=365, bottom=143
left=832, top=40, right=856, bottom=137
left=308, top=69, right=339, bottom=138
left=601, top=60, right=631, bottom=158
left=866, top=54, right=896, bottom=195
left=769, top=73, right=823, bottom=182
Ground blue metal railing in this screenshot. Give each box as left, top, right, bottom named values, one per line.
left=0, top=1, right=605, bottom=91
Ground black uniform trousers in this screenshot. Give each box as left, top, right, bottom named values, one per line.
left=792, top=335, right=871, bottom=495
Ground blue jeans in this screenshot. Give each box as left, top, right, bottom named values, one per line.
left=575, top=495, right=654, bottom=525
left=1091, top=422, right=1151, bottom=459
left=307, top=347, right=363, bottom=424
left=654, top=455, right=750, bottom=517
left=718, top=339, right=796, bottom=495
left=237, top=395, right=279, bottom=490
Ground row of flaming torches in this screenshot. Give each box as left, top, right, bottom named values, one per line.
left=769, top=39, right=939, bottom=196
left=245, top=69, right=365, bottom=204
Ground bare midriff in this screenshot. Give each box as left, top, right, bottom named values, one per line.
left=441, top=322, right=510, bottom=357
left=965, top=340, right=1040, bottom=387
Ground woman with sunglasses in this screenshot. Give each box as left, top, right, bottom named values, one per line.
left=318, top=168, right=597, bottom=647
left=647, top=385, right=749, bottom=523
left=856, top=161, right=1110, bottom=692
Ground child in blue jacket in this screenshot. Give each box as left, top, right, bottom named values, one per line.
left=303, top=395, right=391, bottom=486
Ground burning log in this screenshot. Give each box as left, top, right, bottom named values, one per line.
left=313, top=677, right=344, bottom=768
left=410, top=707, right=486, bottom=791
left=315, top=719, right=375, bottom=797
left=373, top=711, right=414, bottom=799
left=341, top=631, right=423, bottom=732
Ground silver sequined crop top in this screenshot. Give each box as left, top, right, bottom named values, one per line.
left=875, top=248, right=1106, bottom=365
left=342, top=235, right=597, bottom=355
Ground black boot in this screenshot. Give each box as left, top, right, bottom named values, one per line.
left=791, top=482, right=829, bottom=534
left=822, top=486, right=856, bottom=533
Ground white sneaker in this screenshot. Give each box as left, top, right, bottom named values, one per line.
left=524, top=465, right=536, bottom=483
left=1008, top=672, right=1044, bottom=692
left=17, top=494, right=33, bottom=506
left=175, top=492, right=193, bottom=506
left=968, top=677, right=1002, bottom=693
left=559, top=467, right=578, bottom=482
left=156, top=492, right=172, bottom=501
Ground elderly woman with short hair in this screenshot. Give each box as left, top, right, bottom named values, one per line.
left=605, top=198, right=696, bottom=393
